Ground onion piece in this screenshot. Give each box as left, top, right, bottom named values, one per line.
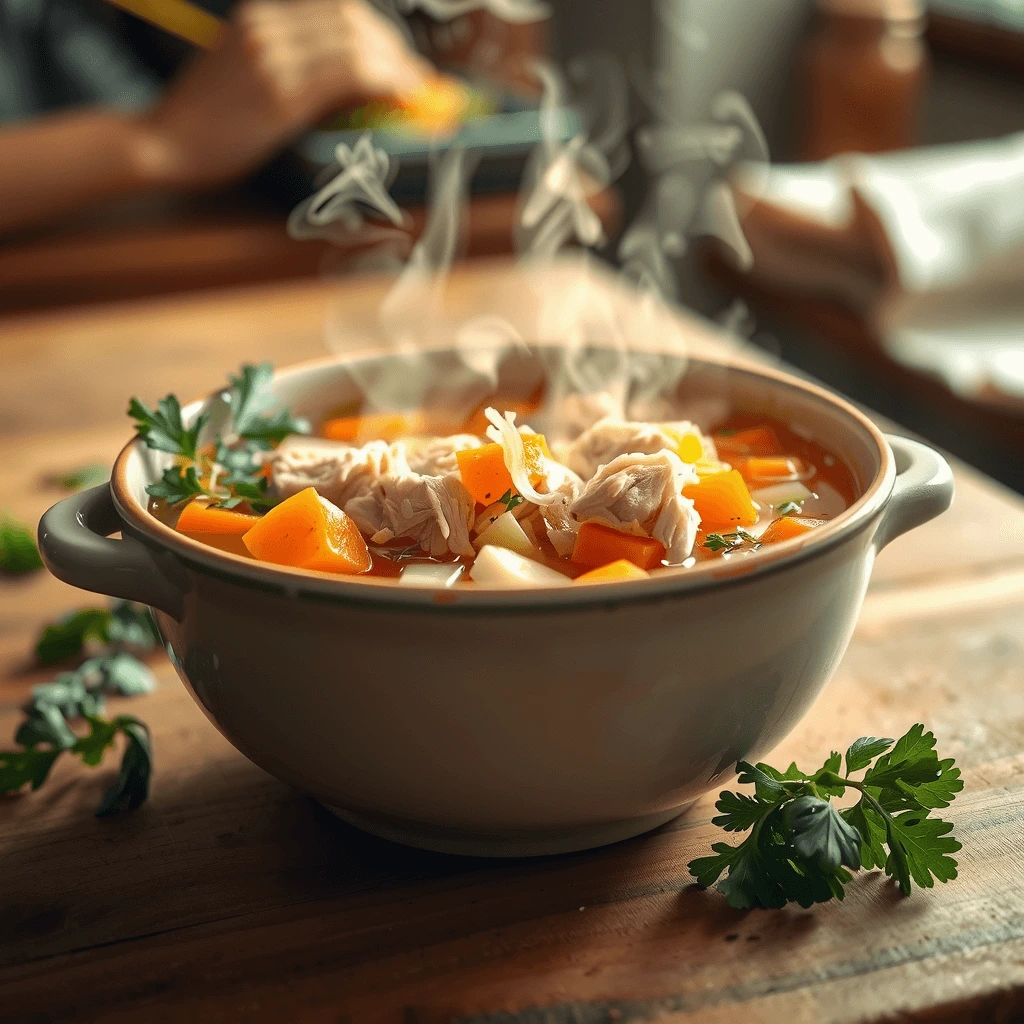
left=483, top=408, right=560, bottom=506
left=470, top=545, right=571, bottom=587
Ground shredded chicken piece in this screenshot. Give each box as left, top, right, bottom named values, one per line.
left=269, top=436, right=403, bottom=508
left=405, top=434, right=482, bottom=477
left=347, top=471, right=475, bottom=558
left=569, top=450, right=700, bottom=563
left=561, top=418, right=707, bottom=480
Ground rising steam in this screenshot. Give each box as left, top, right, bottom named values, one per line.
left=291, top=0, right=767, bottom=437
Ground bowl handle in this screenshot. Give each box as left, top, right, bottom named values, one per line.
left=38, top=484, right=189, bottom=620
left=874, top=435, right=954, bottom=551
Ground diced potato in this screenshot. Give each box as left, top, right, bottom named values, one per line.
left=471, top=545, right=570, bottom=587
left=473, top=511, right=537, bottom=559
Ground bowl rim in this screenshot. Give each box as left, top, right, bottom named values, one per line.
left=111, top=347, right=895, bottom=611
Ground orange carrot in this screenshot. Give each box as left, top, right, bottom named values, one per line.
left=242, top=487, right=370, bottom=574
left=760, top=516, right=825, bottom=544
left=714, top=426, right=780, bottom=459
left=683, top=469, right=757, bottom=529
left=322, top=412, right=426, bottom=443
left=457, top=444, right=514, bottom=505
left=572, top=521, right=666, bottom=570
left=575, top=558, right=651, bottom=583
left=739, top=456, right=805, bottom=482
left=176, top=499, right=260, bottom=536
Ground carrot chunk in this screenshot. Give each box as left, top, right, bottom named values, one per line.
left=740, top=456, right=804, bottom=482
left=457, top=443, right=514, bottom=505
left=572, top=521, right=666, bottom=570
left=714, top=426, right=780, bottom=459
left=683, top=469, right=758, bottom=529
left=760, top=516, right=826, bottom=544
left=242, top=487, right=370, bottom=574
left=176, top=499, right=260, bottom=536
left=322, top=412, right=426, bottom=443
left=575, top=559, right=651, bottom=584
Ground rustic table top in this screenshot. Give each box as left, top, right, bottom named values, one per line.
left=2, top=261, right=1023, bottom=1024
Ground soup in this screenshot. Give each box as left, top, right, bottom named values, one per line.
left=149, top=393, right=856, bottom=588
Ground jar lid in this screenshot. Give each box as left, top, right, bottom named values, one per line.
left=817, top=0, right=924, bottom=21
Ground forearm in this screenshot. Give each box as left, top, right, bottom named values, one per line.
left=0, top=110, right=179, bottom=237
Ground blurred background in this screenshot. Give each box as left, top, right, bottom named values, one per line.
left=1, top=0, right=1022, bottom=490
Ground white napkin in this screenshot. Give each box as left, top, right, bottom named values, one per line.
left=734, top=132, right=1024, bottom=405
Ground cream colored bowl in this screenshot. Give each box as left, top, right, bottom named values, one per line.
left=38, top=349, right=953, bottom=856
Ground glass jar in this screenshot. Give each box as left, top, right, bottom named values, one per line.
left=799, top=0, right=928, bottom=160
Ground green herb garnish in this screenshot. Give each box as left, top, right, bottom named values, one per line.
left=498, top=489, right=524, bottom=512
left=776, top=501, right=802, bottom=516
left=46, top=463, right=109, bottom=491
left=688, top=724, right=962, bottom=908
left=0, top=514, right=43, bottom=574
left=2, top=601, right=158, bottom=815
left=128, top=394, right=208, bottom=461
left=129, top=362, right=308, bottom=513
left=703, top=529, right=761, bottom=554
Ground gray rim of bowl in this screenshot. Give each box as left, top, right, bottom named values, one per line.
left=111, top=350, right=896, bottom=612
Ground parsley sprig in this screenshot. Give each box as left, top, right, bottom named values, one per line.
left=0, top=513, right=43, bottom=574
left=1, top=601, right=159, bottom=816
left=689, top=725, right=963, bottom=908
left=703, top=529, right=761, bottom=554
left=128, top=362, right=308, bottom=512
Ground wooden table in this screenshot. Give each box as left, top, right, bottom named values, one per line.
left=3, top=261, right=1024, bottom=1023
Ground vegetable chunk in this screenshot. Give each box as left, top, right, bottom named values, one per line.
left=683, top=470, right=757, bottom=529
left=575, top=559, right=651, bottom=584
left=176, top=500, right=260, bottom=536
left=572, top=521, right=666, bottom=570
left=760, top=516, right=825, bottom=544
left=322, top=412, right=426, bottom=443
left=242, top=487, right=370, bottom=574
left=457, top=443, right=514, bottom=505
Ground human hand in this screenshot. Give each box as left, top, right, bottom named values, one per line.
left=141, top=0, right=433, bottom=187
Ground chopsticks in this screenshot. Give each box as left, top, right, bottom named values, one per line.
left=103, top=0, right=223, bottom=48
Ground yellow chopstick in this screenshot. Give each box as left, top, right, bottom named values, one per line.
left=104, top=0, right=223, bottom=48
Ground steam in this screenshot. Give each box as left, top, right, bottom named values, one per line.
left=288, top=133, right=407, bottom=246
left=289, top=0, right=768, bottom=445
left=516, top=55, right=630, bottom=259
left=395, top=0, right=550, bottom=23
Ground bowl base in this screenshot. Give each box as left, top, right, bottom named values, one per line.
left=321, top=803, right=692, bottom=857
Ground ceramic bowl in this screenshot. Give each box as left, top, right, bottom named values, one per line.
left=38, top=348, right=953, bottom=856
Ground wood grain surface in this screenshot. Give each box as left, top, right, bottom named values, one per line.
left=1, top=261, right=1023, bottom=1023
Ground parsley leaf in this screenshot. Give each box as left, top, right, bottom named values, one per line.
left=703, top=530, right=761, bottom=554
left=688, top=723, right=962, bottom=908
left=94, top=717, right=151, bottom=816
left=499, top=489, right=525, bottom=512
left=128, top=395, right=208, bottom=460
left=146, top=465, right=206, bottom=506
left=46, top=464, right=109, bottom=491
left=227, top=363, right=308, bottom=444
left=4, top=604, right=158, bottom=815
left=0, top=514, right=43, bottom=575
left=0, top=747, right=62, bottom=793
left=775, top=500, right=802, bottom=516
left=35, top=608, right=111, bottom=663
